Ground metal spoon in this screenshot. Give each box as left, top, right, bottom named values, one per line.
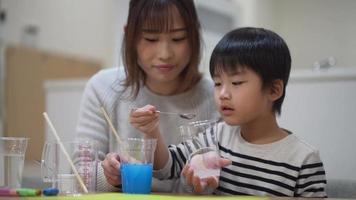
left=156, top=111, right=196, bottom=120
left=131, top=107, right=196, bottom=120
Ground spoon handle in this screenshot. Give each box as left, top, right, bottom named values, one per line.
left=156, top=111, right=178, bottom=115
left=131, top=108, right=195, bottom=119
left=132, top=108, right=178, bottom=115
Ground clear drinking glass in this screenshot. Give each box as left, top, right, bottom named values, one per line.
left=41, top=140, right=98, bottom=195
left=179, top=120, right=221, bottom=178
left=0, top=137, right=29, bottom=188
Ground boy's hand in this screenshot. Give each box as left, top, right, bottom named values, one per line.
left=182, top=164, right=218, bottom=194
left=130, top=105, right=160, bottom=137
left=181, top=156, right=231, bottom=194
left=101, top=152, right=121, bottom=187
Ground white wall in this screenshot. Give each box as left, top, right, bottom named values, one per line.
left=195, top=0, right=239, bottom=75
left=234, top=0, right=278, bottom=30
left=276, top=0, right=356, bottom=69
left=233, top=0, right=356, bottom=69
left=2, top=0, right=129, bottom=67
left=4, top=0, right=355, bottom=70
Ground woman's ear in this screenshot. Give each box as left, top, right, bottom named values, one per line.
left=269, top=79, right=284, bottom=101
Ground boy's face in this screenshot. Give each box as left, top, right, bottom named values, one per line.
left=213, top=68, right=274, bottom=126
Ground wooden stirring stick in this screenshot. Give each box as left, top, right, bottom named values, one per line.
left=100, top=107, right=142, bottom=164
left=100, top=107, right=123, bottom=145
left=42, top=112, right=88, bottom=193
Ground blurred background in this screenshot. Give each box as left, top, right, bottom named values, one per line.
left=0, top=0, right=355, bottom=195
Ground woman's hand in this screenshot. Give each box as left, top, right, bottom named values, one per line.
left=130, top=105, right=160, bottom=137
left=181, top=156, right=232, bottom=194
left=101, top=153, right=121, bottom=187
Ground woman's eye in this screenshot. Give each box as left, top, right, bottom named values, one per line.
left=172, top=37, right=187, bottom=42
left=144, top=38, right=158, bottom=42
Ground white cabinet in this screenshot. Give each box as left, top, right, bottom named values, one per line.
left=44, top=79, right=88, bottom=142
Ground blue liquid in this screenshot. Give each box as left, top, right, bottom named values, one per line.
left=121, top=163, right=153, bottom=194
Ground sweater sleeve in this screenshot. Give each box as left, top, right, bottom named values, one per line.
left=76, top=72, right=110, bottom=154
left=96, top=162, right=120, bottom=192
left=295, top=151, right=327, bottom=197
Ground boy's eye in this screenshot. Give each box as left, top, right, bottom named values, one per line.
left=214, top=82, right=221, bottom=87
left=232, top=81, right=244, bottom=86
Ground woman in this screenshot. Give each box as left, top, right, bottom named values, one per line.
left=76, top=0, right=219, bottom=192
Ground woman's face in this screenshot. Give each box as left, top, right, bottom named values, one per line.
left=136, top=6, right=191, bottom=92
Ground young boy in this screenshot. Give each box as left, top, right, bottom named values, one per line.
left=130, top=27, right=327, bottom=197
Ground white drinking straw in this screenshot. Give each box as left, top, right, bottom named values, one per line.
left=100, top=107, right=123, bottom=145
left=42, top=112, right=88, bottom=193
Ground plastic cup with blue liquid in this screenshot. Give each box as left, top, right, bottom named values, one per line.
left=120, top=138, right=157, bottom=194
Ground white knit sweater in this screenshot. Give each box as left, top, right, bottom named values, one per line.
left=75, top=67, right=219, bottom=192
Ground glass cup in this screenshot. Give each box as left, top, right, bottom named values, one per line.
left=41, top=140, right=98, bottom=195
left=120, top=138, right=157, bottom=194
left=0, top=137, right=29, bottom=189
left=179, top=120, right=221, bottom=179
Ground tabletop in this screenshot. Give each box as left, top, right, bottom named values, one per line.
left=0, top=193, right=353, bottom=200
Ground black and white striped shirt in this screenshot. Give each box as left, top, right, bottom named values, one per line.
left=154, top=122, right=327, bottom=197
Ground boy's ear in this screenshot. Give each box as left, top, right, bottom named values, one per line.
left=268, top=79, right=284, bottom=101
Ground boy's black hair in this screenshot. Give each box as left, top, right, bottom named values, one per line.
left=210, top=27, right=291, bottom=115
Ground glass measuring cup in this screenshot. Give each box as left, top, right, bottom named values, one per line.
left=41, top=140, right=98, bottom=195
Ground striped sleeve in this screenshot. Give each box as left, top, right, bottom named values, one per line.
left=295, top=151, right=327, bottom=197
left=152, top=142, right=190, bottom=180
left=155, top=127, right=216, bottom=179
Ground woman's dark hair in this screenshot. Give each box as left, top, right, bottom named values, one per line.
left=210, top=27, right=291, bottom=115
left=122, top=0, right=202, bottom=98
